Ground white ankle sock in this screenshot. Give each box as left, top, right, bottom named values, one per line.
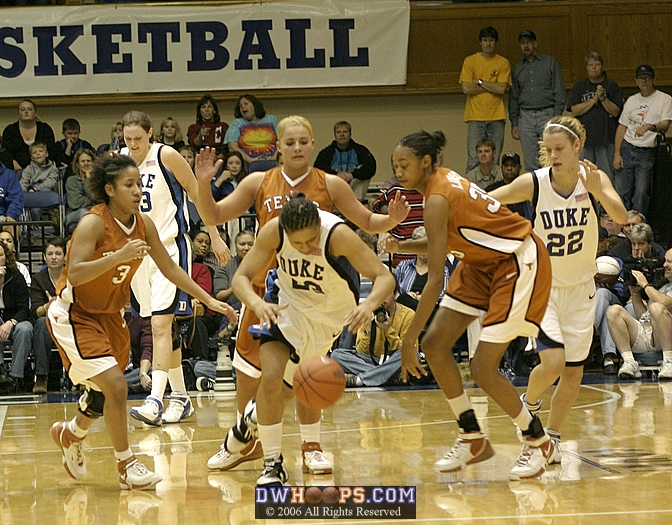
left=258, top=422, right=283, bottom=461
left=68, top=418, right=87, bottom=439
left=114, top=448, right=133, bottom=463
left=300, top=422, right=320, bottom=444
left=151, top=370, right=168, bottom=399
left=168, top=366, right=187, bottom=394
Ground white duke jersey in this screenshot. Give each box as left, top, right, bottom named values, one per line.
left=275, top=210, right=359, bottom=327
left=121, top=142, right=189, bottom=241
left=531, top=166, right=598, bottom=287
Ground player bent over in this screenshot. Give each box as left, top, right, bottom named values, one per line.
left=388, top=130, right=554, bottom=480
left=227, top=195, right=395, bottom=485
left=48, top=154, right=237, bottom=489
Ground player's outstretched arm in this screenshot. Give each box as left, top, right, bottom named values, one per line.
left=330, top=224, right=396, bottom=334
left=327, top=175, right=409, bottom=234
left=231, top=217, right=288, bottom=327
left=142, top=214, right=237, bottom=323
left=488, top=172, right=534, bottom=204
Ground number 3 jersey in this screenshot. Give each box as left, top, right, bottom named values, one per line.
left=56, top=204, right=147, bottom=314
left=274, top=209, right=359, bottom=327
left=425, top=167, right=534, bottom=266
left=530, top=166, right=598, bottom=287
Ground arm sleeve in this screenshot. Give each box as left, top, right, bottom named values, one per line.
left=351, top=144, right=377, bottom=181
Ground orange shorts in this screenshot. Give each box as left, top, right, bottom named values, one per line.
left=441, top=234, right=551, bottom=343
left=47, top=299, right=130, bottom=386
left=231, top=283, right=264, bottom=378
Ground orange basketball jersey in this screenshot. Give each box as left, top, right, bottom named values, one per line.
left=252, top=167, right=334, bottom=287
left=56, top=204, right=147, bottom=314
left=426, top=167, right=534, bottom=266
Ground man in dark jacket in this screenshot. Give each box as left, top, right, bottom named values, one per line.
left=314, top=121, right=377, bottom=201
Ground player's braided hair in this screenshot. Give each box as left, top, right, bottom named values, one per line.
left=397, top=130, right=447, bottom=167
left=88, top=153, right=137, bottom=204
left=279, top=194, right=320, bottom=233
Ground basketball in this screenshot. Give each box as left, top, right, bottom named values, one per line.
left=595, top=256, right=620, bottom=286
left=293, top=356, right=346, bottom=409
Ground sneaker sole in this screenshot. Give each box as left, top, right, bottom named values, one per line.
left=119, top=477, right=162, bottom=490
left=208, top=439, right=263, bottom=471
left=50, top=423, right=84, bottom=480
left=433, top=441, right=495, bottom=474
left=302, top=463, right=333, bottom=475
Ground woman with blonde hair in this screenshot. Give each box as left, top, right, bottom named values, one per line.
left=490, top=114, right=626, bottom=466
left=158, top=117, right=185, bottom=151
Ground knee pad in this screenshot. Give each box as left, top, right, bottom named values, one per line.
left=78, top=387, right=105, bottom=419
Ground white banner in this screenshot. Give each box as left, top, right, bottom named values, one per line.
left=0, top=0, right=410, bottom=97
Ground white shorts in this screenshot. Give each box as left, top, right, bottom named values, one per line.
left=131, top=234, right=191, bottom=316
left=538, top=279, right=595, bottom=364
left=632, top=322, right=659, bottom=354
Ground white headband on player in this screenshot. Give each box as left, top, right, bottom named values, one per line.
left=544, top=123, right=580, bottom=141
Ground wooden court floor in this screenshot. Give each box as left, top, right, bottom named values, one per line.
left=2, top=379, right=672, bottom=524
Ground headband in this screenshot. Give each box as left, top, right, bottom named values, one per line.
left=544, top=123, right=580, bottom=141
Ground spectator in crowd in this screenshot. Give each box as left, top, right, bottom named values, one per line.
left=594, top=235, right=629, bottom=374
left=607, top=248, right=672, bottom=380
left=600, top=210, right=624, bottom=237
left=179, top=144, right=195, bottom=171
left=465, top=138, right=503, bottom=190
left=20, top=142, right=59, bottom=221
left=214, top=229, right=255, bottom=315
left=332, top=291, right=416, bottom=387
left=175, top=235, right=220, bottom=362
left=158, top=117, right=186, bottom=152
left=459, top=26, right=511, bottom=172
left=373, top=157, right=425, bottom=268
left=124, top=311, right=153, bottom=394
left=212, top=151, right=243, bottom=203
left=30, top=236, right=66, bottom=394
left=613, top=65, right=672, bottom=215
left=0, top=240, right=34, bottom=393
left=224, top=94, right=279, bottom=173
left=65, top=148, right=97, bottom=235
left=96, top=122, right=124, bottom=155
left=568, top=52, right=624, bottom=182
left=509, top=30, right=565, bottom=172
left=609, top=210, right=666, bottom=262
left=187, top=94, right=228, bottom=158
left=314, top=121, right=377, bottom=201
left=0, top=230, right=30, bottom=285
left=395, top=226, right=450, bottom=311
left=0, top=162, right=24, bottom=223
left=54, top=118, right=94, bottom=177
left=486, top=152, right=532, bottom=220
left=2, top=99, right=57, bottom=171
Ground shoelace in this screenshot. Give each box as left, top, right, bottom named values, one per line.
left=129, top=461, right=150, bottom=475
left=72, top=441, right=84, bottom=466
left=515, top=445, right=533, bottom=466
left=444, top=439, right=469, bottom=459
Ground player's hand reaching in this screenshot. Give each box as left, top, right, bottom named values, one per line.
left=578, top=160, right=603, bottom=197
left=343, top=303, right=375, bottom=334
left=194, top=146, right=223, bottom=185
left=253, top=301, right=288, bottom=328
left=118, top=239, right=151, bottom=262
left=205, top=298, right=240, bottom=324
left=210, top=234, right=231, bottom=266
left=380, top=233, right=401, bottom=256
left=400, top=337, right=426, bottom=383
left=386, top=191, right=410, bottom=224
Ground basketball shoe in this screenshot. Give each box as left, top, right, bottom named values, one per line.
left=51, top=421, right=86, bottom=479
left=618, top=359, right=642, bottom=380
left=162, top=392, right=194, bottom=424
left=509, top=435, right=555, bottom=480
left=433, top=431, right=495, bottom=473
left=301, top=442, right=333, bottom=474
left=118, top=456, right=162, bottom=490
left=208, top=399, right=262, bottom=470
left=130, top=395, right=163, bottom=426
left=257, top=455, right=288, bottom=487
